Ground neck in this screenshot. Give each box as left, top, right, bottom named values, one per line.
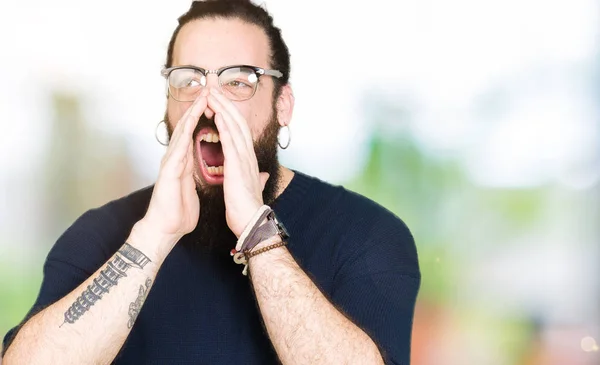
left=274, top=165, right=295, bottom=200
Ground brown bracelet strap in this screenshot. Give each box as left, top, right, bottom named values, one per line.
left=239, top=208, right=273, bottom=253
left=245, top=240, right=288, bottom=260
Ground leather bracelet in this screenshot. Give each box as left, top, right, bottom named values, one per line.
left=231, top=205, right=290, bottom=276
left=231, top=205, right=274, bottom=275
left=233, top=205, right=272, bottom=254
left=239, top=210, right=276, bottom=253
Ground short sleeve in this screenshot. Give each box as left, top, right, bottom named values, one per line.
left=2, top=208, right=116, bottom=355
left=330, top=209, right=420, bottom=365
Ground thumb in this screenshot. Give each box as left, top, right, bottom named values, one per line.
left=259, top=172, right=270, bottom=191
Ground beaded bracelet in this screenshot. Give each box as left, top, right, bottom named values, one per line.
left=246, top=240, right=288, bottom=260
left=234, top=238, right=288, bottom=276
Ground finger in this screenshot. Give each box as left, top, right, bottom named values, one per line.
left=214, top=112, right=240, bottom=163
left=168, top=94, right=204, bottom=145
left=207, top=92, right=252, bottom=150
left=162, top=97, right=201, bottom=159
left=168, top=96, right=206, bottom=154
left=168, top=96, right=207, bottom=162
left=209, top=88, right=253, bottom=142
left=213, top=107, right=259, bottom=177
left=182, top=142, right=198, bottom=197
left=259, top=172, right=270, bottom=191
left=159, top=123, right=188, bottom=175
left=183, top=139, right=195, bottom=175
left=182, top=94, right=208, bottom=138
left=162, top=96, right=207, bottom=174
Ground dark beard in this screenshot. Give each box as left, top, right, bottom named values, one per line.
left=164, top=105, right=281, bottom=254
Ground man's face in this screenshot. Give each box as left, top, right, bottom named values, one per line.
left=167, top=17, right=280, bottom=187
left=165, top=17, right=282, bottom=252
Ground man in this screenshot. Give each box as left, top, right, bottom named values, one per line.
left=2, top=1, right=420, bottom=364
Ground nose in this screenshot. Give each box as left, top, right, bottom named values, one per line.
left=203, top=74, right=219, bottom=120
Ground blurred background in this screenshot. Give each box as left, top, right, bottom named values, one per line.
left=0, top=0, right=598, bottom=364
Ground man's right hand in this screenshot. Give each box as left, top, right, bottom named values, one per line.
left=140, top=92, right=208, bottom=250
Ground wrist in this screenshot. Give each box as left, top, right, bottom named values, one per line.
left=231, top=206, right=291, bottom=275
left=247, top=236, right=288, bottom=265
left=247, top=236, right=290, bottom=276
left=128, top=219, right=180, bottom=262
left=252, top=235, right=283, bottom=251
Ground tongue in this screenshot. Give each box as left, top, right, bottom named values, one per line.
left=200, top=141, right=225, bottom=167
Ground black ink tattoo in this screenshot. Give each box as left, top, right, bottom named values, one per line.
left=128, top=278, right=152, bottom=328
left=60, top=243, right=151, bottom=327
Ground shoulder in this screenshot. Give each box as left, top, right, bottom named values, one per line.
left=340, top=186, right=416, bottom=255
left=298, top=171, right=419, bottom=277
left=98, top=184, right=155, bottom=227
left=47, top=185, right=154, bottom=272
left=66, top=184, right=154, bottom=239
left=305, top=172, right=412, bottom=238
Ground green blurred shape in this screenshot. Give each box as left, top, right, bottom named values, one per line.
left=0, top=255, right=44, bottom=348
left=346, top=128, right=463, bottom=303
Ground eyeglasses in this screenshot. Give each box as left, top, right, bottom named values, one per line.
left=161, top=65, right=283, bottom=102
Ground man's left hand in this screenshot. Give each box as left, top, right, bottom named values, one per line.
left=208, top=87, right=270, bottom=238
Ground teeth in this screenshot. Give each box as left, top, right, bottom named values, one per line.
left=203, top=161, right=224, bottom=176
left=200, top=132, right=220, bottom=143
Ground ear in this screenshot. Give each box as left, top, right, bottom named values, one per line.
left=275, top=84, right=295, bottom=127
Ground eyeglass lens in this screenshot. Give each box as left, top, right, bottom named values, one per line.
left=168, top=67, right=259, bottom=101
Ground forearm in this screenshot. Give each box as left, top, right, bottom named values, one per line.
left=248, top=239, right=384, bottom=365
left=3, top=220, right=173, bottom=365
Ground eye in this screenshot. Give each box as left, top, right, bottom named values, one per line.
left=185, top=79, right=201, bottom=87
left=226, top=80, right=252, bottom=88
left=170, top=70, right=204, bottom=88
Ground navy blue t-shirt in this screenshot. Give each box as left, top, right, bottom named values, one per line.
left=3, top=171, right=420, bottom=364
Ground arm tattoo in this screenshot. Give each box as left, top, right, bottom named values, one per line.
left=128, top=278, right=152, bottom=329
left=60, top=243, right=151, bottom=327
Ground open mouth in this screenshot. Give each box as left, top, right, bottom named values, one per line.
left=196, top=127, right=225, bottom=185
